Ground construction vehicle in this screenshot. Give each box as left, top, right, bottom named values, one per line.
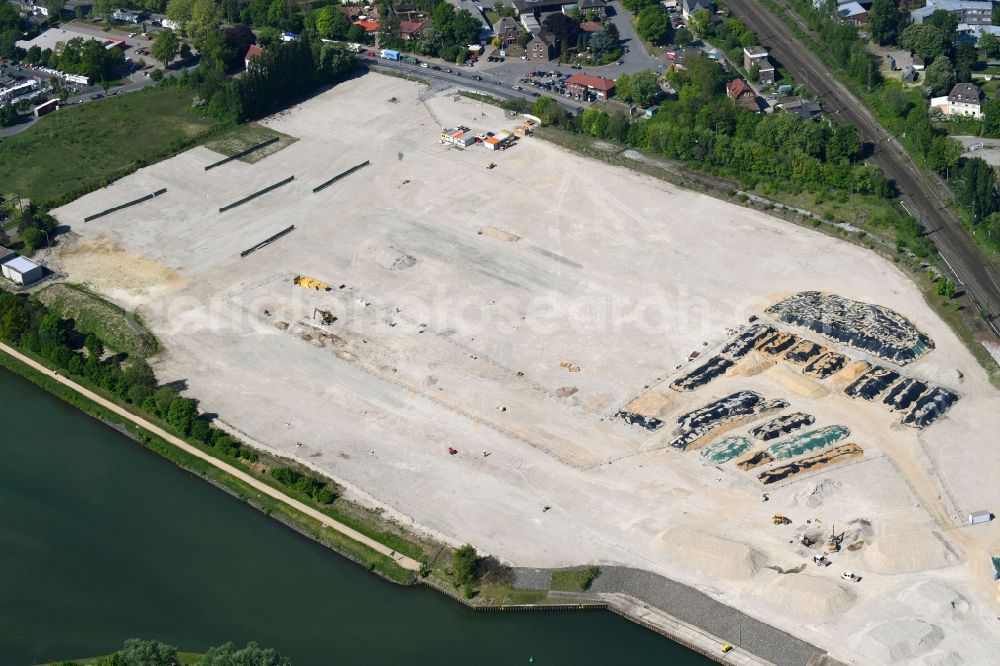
left=294, top=275, right=331, bottom=291
left=840, top=571, right=859, bottom=582
left=812, top=554, right=831, bottom=567
left=826, top=526, right=844, bottom=553
left=720, top=644, right=733, bottom=654
left=772, top=514, right=791, bottom=525
left=486, top=161, right=496, bottom=169
left=313, top=308, right=336, bottom=325
left=447, top=447, right=458, bottom=455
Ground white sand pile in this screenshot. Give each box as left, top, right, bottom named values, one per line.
left=652, top=527, right=763, bottom=580
left=897, top=581, right=970, bottom=618
left=764, top=363, right=830, bottom=399
left=791, top=478, right=841, bottom=508
left=757, top=573, right=857, bottom=622
left=859, top=619, right=945, bottom=664
left=863, top=531, right=960, bottom=574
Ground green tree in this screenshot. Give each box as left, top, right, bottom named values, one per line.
left=899, top=23, right=946, bottom=61
left=636, top=5, right=671, bottom=44
left=0, top=305, right=28, bottom=342
left=689, top=8, right=713, bottom=38
left=106, top=638, right=177, bottom=666
left=923, top=56, right=955, bottom=96
left=981, top=30, right=1000, bottom=59
left=200, top=641, right=289, bottom=666
left=167, top=396, right=197, bottom=435
left=588, top=26, right=618, bottom=56
left=926, top=8, right=958, bottom=43
left=984, top=97, right=1000, bottom=137
left=166, top=0, right=195, bottom=31
left=452, top=544, right=478, bottom=588
left=152, top=386, right=180, bottom=417
left=867, top=0, right=900, bottom=45
left=0, top=102, right=16, bottom=127
left=532, top=95, right=563, bottom=123
left=21, top=227, right=45, bottom=252
left=151, top=29, right=179, bottom=65
left=314, top=5, right=350, bottom=40
left=188, top=0, right=221, bottom=39
left=347, top=23, right=367, bottom=44
left=954, top=40, right=977, bottom=82
left=619, top=68, right=659, bottom=106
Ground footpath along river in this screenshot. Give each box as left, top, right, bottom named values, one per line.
left=0, top=367, right=712, bottom=665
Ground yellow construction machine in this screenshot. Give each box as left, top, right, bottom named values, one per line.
left=772, top=514, right=791, bottom=525
left=294, top=276, right=332, bottom=291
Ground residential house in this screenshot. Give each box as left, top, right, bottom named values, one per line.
left=681, top=0, right=713, bottom=20
left=244, top=44, right=264, bottom=69
left=756, top=58, right=775, bottom=85
left=399, top=19, right=428, bottom=40
left=513, top=0, right=605, bottom=18
left=950, top=82, right=986, bottom=117
left=353, top=19, right=381, bottom=35
left=495, top=16, right=523, bottom=46
left=726, top=78, right=754, bottom=101
left=565, top=72, right=615, bottom=99
left=776, top=97, right=823, bottom=119
left=112, top=9, right=141, bottom=22
left=912, top=0, right=992, bottom=26
left=836, top=1, right=868, bottom=25
left=743, top=45, right=769, bottom=71
left=527, top=31, right=556, bottom=61
left=578, top=0, right=606, bottom=17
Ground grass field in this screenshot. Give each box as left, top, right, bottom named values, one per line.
left=37, top=283, right=158, bottom=357
left=0, top=85, right=220, bottom=208
left=550, top=566, right=599, bottom=592
left=38, top=652, right=202, bottom=665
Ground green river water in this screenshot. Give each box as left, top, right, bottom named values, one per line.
left=0, top=367, right=711, bottom=666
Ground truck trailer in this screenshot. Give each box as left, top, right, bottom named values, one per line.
left=380, top=49, right=400, bottom=61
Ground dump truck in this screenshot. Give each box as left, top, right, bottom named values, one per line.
left=294, top=275, right=331, bottom=291
left=401, top=55, right=418, bottom=65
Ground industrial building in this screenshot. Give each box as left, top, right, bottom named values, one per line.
left=1, top=255, right=44, bottom=286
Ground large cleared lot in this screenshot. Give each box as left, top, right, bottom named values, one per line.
left=53, top=75, right=1000, bottom=664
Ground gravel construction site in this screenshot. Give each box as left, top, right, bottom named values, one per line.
left=51, top=74, right=1000, bottom=665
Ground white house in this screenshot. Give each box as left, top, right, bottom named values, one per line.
left=930, top=82, right=986, bottom=119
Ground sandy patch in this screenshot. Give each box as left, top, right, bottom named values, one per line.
left=830, top=361, right=871, bottom=392
left=897, top=581, right=970, bottom=619
left=57, top=237, right=185, bottom=308
left=860, top=619, right=945, bottom=664
left=764, top=362, right=830, bottom=399
left=862, top=531, right=960, bottom=574
left=729, top=353, right=778, bottom=377
left=758, top=574, right=857, bottom=622
left=623, top=390, right=678, bottom=418
left=652, top=527, right=763, bottom=580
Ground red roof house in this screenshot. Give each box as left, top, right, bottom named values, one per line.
left=354, top=19, right=381, bottom=34
left=565, top=73, right=616, bottom=100
left=244, top=44, right=264, bottom=69
left=399, top=19, right=428, bottom=40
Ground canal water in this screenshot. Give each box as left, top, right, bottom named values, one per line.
left=0, top=367, right=711, bottom=665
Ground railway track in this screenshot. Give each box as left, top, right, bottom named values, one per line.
left=727, top=0, right=1000, bottom=339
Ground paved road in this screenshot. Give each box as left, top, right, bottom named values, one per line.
left=0, top=339, right=422, bottom=572
left=365, top=56, right=587, bottom=113
left=727, top=0, right=1000, bottom=338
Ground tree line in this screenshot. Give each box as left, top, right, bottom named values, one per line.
left=54, top=637, right=289, bottom=666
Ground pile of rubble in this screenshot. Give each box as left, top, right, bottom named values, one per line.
left=766, top=291, right=934, bottom=365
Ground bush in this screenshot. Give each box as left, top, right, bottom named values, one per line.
left=452, top=544, right=478, bottom=587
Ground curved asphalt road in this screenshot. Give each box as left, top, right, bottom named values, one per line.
left=727, top=0, right=1000, bottom=337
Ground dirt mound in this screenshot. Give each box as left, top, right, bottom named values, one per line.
left=729, top=354, right=777, bottom=377
left=760, top=573, right=857, bottom=622
left=765, top=363, right=830, bottom=399
left=652, top=527, right=763, bottom=580
left=859, top=619, right=945, bottom=664
left=791, top=478, right=842, bottom=508
left=357, top=241, right=418, bottom=271
left=862, top=531, right=960, bottom=574
left=897, top=581, right=970, bottom=618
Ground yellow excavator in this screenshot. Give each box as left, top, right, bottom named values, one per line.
left=772, top=514, right=791, bottom=525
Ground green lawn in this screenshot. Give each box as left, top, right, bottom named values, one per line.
left=0, top=85, right=220, bottom=208
left=549, top=566, right=599, bottom=592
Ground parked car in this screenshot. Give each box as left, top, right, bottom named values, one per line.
left=432, top=65, right=441, bottom=70
left=471, top=74, right=482, bottom=80
left=531, top=92, right=539, bottom=97
left=420, top=62, right=429, bottom=68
